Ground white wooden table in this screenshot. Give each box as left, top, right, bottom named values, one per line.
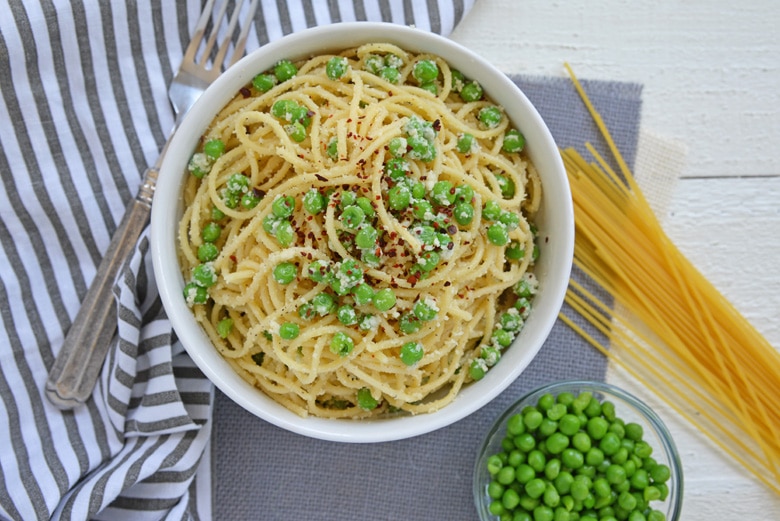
left=452, top=1, right=780, bottom=518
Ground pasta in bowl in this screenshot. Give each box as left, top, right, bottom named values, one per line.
left=152, top=23, right=573, bottom=442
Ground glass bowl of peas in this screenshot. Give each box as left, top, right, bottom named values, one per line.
left=474, top=380, right=683, bottom=521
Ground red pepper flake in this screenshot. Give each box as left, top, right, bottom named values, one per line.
left=447, top=225, right=457, bottom=235
left=315, top=174, right=328, bottom=182
left=230, top=255, right=238, bottom=263
left=444, top=281, right=451, bottom=287
left=406, top=274, right=419, bottom=285
left=239, top=87, right=251, bottom=98
left=433, top=119, right=441, bottom=131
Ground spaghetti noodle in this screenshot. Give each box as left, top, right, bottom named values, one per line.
left=177, top=43, right=542, bottom=418
left=560, top=64, right=780, bottom=495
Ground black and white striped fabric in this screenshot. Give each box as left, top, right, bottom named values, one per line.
left=0, top=1, right=475, bottom=519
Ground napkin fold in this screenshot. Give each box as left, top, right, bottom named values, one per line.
left=0, top=1, right=475, bottom=520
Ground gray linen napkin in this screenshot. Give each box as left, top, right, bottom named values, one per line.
left=211, top=75, right=643, bottom=521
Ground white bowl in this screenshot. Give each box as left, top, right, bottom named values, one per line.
left=151, top=22, right=574, bottom=443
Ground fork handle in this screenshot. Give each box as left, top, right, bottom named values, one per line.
left=45, top=167, right=159, bottom=409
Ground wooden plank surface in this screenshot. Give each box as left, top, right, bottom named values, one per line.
left=453, top=1, right=780, bottom=518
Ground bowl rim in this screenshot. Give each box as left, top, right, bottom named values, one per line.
left=151, top=21, right=575, bottom=443
left=473, top=379, right=684, bottom=520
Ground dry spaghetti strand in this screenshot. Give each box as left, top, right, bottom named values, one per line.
left=561, top=63, right=780, bottom=495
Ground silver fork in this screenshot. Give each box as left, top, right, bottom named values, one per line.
left=45, top=0, right=259, bottom=410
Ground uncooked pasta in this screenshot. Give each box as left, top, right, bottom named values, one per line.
left=178, top=43, right=542, bottom=418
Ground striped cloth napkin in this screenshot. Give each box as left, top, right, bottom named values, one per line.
left=0, top=1, right=474, bottom=520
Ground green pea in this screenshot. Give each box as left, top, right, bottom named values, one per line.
left=412, top=299, right=438, bottom=321
left=271, top=99, right=298, bottom=119
left=469, top=358, right=487, bottom=380
left=306, top=259, right=331, bottom=283
left=326, top=56, right=348, bottom=80
left=419, top=82, right=438, bottom=95
left=352, top=283, right=374, bottom=306
left=311, top=292, right=336, bottom=316
left=279, top=322, right=300, bottom=340
left=216, top=317, right=233, bottom=338
left=498, top=311, right=522, bottom=333
left=274, top=220, right=295, bottom=247
left=606, top=464, right=627, bottom=486
left=188, top=152, right=210, bottom=178
left=399, top=312, right=422, bottom=334
left=650, top=464, right=671, bottom=483
left=379, top=66, right=400, bottom=84
left=525, top=478, right=546, bottom=499
left=554, top=471, right=574, bottom=495
left=341, top=205, right=365, bottom=229
left=388, top=136, right=407, bottom=157
left=192, top=263, right=217, bottom=287
left=492, top=328, right=513, bottom=348
left=482, top=199, right=502, bottom=221
left=561, top=448, right=584, bottom=469
left=337, top=305, right=358, bottom=326
left=387, top=185, right=410, bottom=211
left=506, top=241, right=525, bottom=260
left=509, top=430, right=532, bottom=451
left=373, top=288, right=396, bottom=312
left=547, top=403, right=567, bottom=421
left=252, top=73, right=277, bottom=92
left=240, top=191, right=261, bottom=209
left=203, top=139, right=225, bottom=160
left=272, top=262, right=296, bottom=284
left=450, top=69, right=465, bottom=91
left=431, top=180, right=456, bottom=206
left=298, top=302, right=315, bottom=321
left=400, top=341, right=424, bottom=366
left=286, top=121, right=307, bottom=142
left=593, top=477, right=611, bottom=498
left=202, top=222, right=222, bottom=243
left=456, top=133, right=475, bottom=154
left=524, top=410, right=544, bottom=430
left=197, top=242, right=219, bottom=262
left=479, top=106, right=503, bottom=128
left=210, top=206, right=225, bottom=221
left=303, top=189, right=326, bottom=214
left=330, top=331, right=354, bottom=356
left=546, top=432, right=570, bottom=455
left=600, top=432, right=622, bottom=456
left=274, top=59, right=298, bottom=82
left=558, top=414, right=581, bottom=436
left=572, top=432, right=592, bottom=453
left=585, top=447, right=605, bottom=467
left=363, top=54, right=384, bottom=74
left=384, top=157, right=410, bottom=181
left=411, top=180, right=427, bottom=200
left=625, top=422, right=644, bottom=441
left=630, top=468, right=649, bottom=490
left=543, top=483, right=561, bottom=508
left=460, top=80, right=483, bottom=102
left=355, top=225, right=378, bottom=250
left=411, top=200, right=433, bottom=221
left=417, top=251, right=440, bottom=272
left=183, top=282, right=208, bottom=305
left=412, top=59, right=439, bottom=83
left=272, top=195, right=295, bottom=218
left=487, top=223, right=510, bottom=246
left=357, top=387, right=378, bottom=410
left=587, top=417, right=609, bottom=440
left=407, top=133, right=436, bottom=162
left=496, top=174, right=516, bottom=198
left=503, top=129, right=526, bottom=153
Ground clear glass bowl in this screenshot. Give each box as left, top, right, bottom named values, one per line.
left=474, top=380, right=683, bottom=520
